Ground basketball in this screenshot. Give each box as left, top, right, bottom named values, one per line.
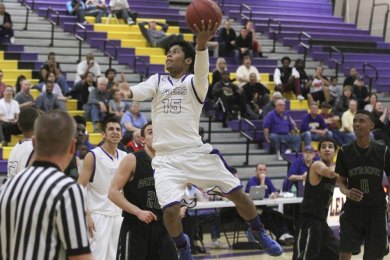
left=185, top=0, right=222, bottom=33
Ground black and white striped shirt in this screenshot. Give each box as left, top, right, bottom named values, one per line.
left=0, top=161, right=90, bottom=259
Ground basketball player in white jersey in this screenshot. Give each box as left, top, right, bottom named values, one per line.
left=7, top=107, right=39, bottom=178
left=78, top=117, right=127, bottom=259
left=128, top=21, right=283, bottom=259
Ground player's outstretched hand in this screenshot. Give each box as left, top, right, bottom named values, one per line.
left=347, top=188, right=363, bottom=202
left=193, top=20, right=219, bottom=49
left=136, top=210, right=158, bottom=224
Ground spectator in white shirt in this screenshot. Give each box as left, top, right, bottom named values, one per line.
left=274, top=56, right=304, bottom=100
left=75, top=52, right=101, bottom=84
left=0, top=86, right=21, bottom=145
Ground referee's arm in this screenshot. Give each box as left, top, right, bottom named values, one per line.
left=57, top=184, right=93, bottom=259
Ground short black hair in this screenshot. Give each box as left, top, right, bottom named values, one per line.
left=281, top=56, right=291, bottom=63
left=105, top=68, right=117, bottom=77
left=101, top=116, right=121, bottom=132
left=355, top=109, right=374, bottom=122
left=141, top=121, right=152, bottom=138
left=73, top=115, right=86, bottom=127
left=47, top=52, right=56, bottom=59
left=18, top=107, right=40, bottom=132
left=167, top=40, right=195, bottom=73
left=318, top=136, right=338, bottom=151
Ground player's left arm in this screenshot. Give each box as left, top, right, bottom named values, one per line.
left=313, top=161, right=338, bottom=178
left=192, top=20, right=219, bottom=101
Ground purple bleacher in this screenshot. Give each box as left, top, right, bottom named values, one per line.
left=0, top=160, right=6, bottom=173
left=222, top=0, right=390, bottom=92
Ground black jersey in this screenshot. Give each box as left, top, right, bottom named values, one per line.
left=122, top=150, right=162, bottom=222
left=300, top=164, right=336, bottom=220
left=335, top=140, right=390, bottom=206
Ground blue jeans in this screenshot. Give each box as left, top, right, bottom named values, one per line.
left=269, top=133, right=301, bottom=153
left=330, top=129, right=355, bottom=146
left=56, top=75, right=70, bottom=95
left=300, top=130, right=333, bottom=146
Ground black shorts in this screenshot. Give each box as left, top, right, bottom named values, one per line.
left=339, top=202, right=389, bottom=260
left=293, top=215, right=339, bottom=260
left=117, top=218, right=178, bottom=260
left=310, top=91, right=326, bottom=103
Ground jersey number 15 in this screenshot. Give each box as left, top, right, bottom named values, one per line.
left=162, top=99, right=182, bottom=114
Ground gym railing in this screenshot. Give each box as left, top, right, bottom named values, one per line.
left=363, top=63, right=378, bottom=95
left=133, top=57, right=149, bottom=82
left=267, top=18, right=282, bottom=53
left=298, top=32, right=312, bottom=66
left=46, top=8, right=59, bottom=47
left=239, top=3, right=252, bottom=21
left=73, top=23, right=87, bottom=63
left=329, top=46, right=344, bottom=81
left=20, top=0, right=32, bottom=31
left=239, top=118, right=256, bottom=166
left=103, top=40, right=118, bottom=69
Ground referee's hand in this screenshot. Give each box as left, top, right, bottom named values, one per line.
left=346, top=188, right=363, bottom=202
left=136, top=210, right=158, bottom=224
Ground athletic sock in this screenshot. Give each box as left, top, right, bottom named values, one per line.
left=172, top=233, right=187, bottom=250
left=247, top=215, right=263, bottom=232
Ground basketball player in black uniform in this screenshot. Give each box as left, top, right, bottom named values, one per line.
left=108, top=122, right=178, bottom=260
left=336, top=110, right=390, bottom=260
left=293, top=137, right=339, bottom=260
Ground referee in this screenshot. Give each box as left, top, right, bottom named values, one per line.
left=0, top=110, right=92, bottom=259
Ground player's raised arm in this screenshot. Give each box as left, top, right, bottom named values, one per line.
left=312, top=161, right=338, bottom=179
left=128, top=74, right=159, bottom=101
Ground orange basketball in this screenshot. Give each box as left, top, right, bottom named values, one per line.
left=185, top=0, right=222, bottom=33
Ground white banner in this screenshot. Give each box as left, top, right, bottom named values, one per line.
left=327, top=187, right=346, bottom=226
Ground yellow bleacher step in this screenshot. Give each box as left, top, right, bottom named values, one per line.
left=30, top=89, right=40, bottom=100
left=108, top=32, right=145, bottom=40
left=0, top=51, right=4, bottom=60
left=207, top=72, right=271, bottom=85
left=121, top=39, right=149, bottom=48
left=3, top=79, right=38, bottom=86
left=10, top=135, right=22, bottom=147
left=93, top=22, right=181, bottom=34
left=0, top=61, right=18, bottom=69
left=2, top=146, right=13, bottom=160
left=88, top=133, right=103, bottom=145
left=86, top=122, right=94, bottom=133
left=86, top=16, right=167, bottom=25
left=150, top=55, right=167, bottom=64
left=183, top=33, right=193, bottom=41
left=135, top=47, right=165, bottom=56
left=66, top=99, right=78, bottom=111
left=68, top=110, right=85, bottom=117
left=2, top=70, right=32, bottom=79
left=290, top=100, right=309, bottom=110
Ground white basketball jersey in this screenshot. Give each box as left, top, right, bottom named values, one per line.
left=131, top=50, right=209, bottom=153
left=7, top=140, right=33, bottom=179
left=87, top=147, right=127, bottom=216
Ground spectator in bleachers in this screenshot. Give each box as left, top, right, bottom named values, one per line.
left=75, top=52, right=101, bottom=84
left=353, top=76, right=369, bottom=110
left=242, top=72, right=270, bottom=119
left=343, top=66, right=359, bottom=87
left=283, top=145, right=318, bottom=193
left=209, top=58, right=228, bottom=98
left=372, top=102, right=390, bottom=147
left=105, top=68, right=117, bottom=89
left=339, top=99, right=357, bottom=144
left=41, top=72, right=69, bottom=109
left=14, top=79, right=35, bottom=109
left=41, top=52, right=70, bottom=95
left=0, top=4, right=14, bottom=44
left=332, top=85, right=354, bottom=118
left=262, top=91, right=282, bottom=118
left=14, top=74, right=26, bottom=93
left=0, top=70, right=6, bottom=98
left=85, top=0, right=107, bottom=20
left=70, top=71, right=96, bottom=110
left=245, top=163, right=295, bottom=246
left=234, top=27, right=253, bottom=65
left=84, top=77, right=110, bottom=132
left=235, top=55, right=260, bottom=88
left=212, top=71, right=244, bottom=127
left=305, top=66, right=330, bottom=104
left=35, top=81, right=65, bottom=112
left=120, top=100, right=147, bottom=137
left=274, top=56, right=304, bottom=101
left=126, top=129, right=144, bottom=153
left=364, top=93, right=378, bottom=112
left=319, top=101, right=344, bottom=146
left=119, top=81, right=131, bottom=99
left=0, top=86, right=21, bottom=146
left=139, top=21, right=183, bottom=51
left=299, top=102, right=331, bottom=146
left=263, top=99, right=301, bottom=160
left=294, top=59, right=309, bottom=98
left=328, top=76, right=342, bottom=105
left=218, top=19, right=236, bottom=57
left=108, top=89, right=125, bottom=119
left=245, top=20, right=263, bottom=57
left=109, top=0, right=138, bottom=25
left=66, top=0, right=86, bottom=23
